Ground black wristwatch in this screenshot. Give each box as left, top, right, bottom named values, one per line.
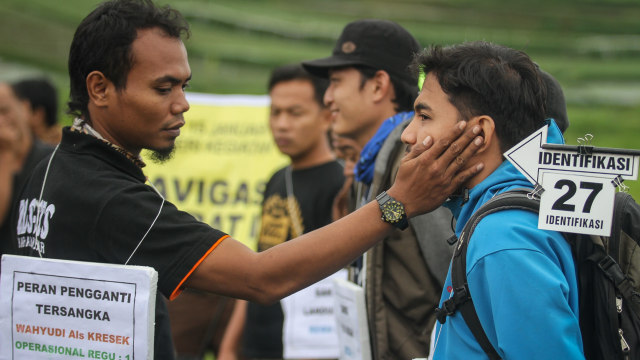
left=376, top=191, right=408, bottom=230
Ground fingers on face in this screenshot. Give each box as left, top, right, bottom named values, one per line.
left=431, top=121, right=476, bottom=159
left=450, top=141, right=461, bottom=155
left=450, top=160, right=484, bottom=189
left=404, top=135, right=433, bottom=161
left=408, top=123, right=482, bottom=172
left=443, top=126, right=483, bottom=177
left=437, top=127, right=468, bottom=160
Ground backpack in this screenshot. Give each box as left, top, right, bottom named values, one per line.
left=435, top=189, right=640, bottom=360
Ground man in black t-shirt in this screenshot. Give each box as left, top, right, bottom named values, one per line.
left=9, top=1, right=485, bottom=359
left=219, top=64, right=344, bottom=360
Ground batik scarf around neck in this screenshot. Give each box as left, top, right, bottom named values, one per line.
left=354, top=111, right=413, bottom=185
left=71, top=118, right=146, bottom=168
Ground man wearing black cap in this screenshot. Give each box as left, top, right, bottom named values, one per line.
left=303, top=19, right=455, bottom=359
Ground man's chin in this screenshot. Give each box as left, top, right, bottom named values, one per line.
left=148, top=145, right=175, bottom=163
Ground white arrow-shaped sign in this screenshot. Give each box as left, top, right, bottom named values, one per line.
left=504, top=125, right=640, bottom=185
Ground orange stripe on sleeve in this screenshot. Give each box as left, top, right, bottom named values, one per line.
left=169, top=234, right=229, bottom=300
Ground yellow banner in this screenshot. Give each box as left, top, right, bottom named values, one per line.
left=142, top=93, right=288, bottom=250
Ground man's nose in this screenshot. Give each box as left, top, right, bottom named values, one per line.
left=172, top=92, right=190, bottom=114
left=400, top=122, right=416, bottom=145
left=323, top=86, right=334, bottom=106
left=272, top=114, right=291, bottom=130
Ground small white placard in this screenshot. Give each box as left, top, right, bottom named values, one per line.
left=504, top=125, right=640, bottom=184
left=538, top=171, right=615, bottom=236
left=0, top=255, right=157, bottom=360
left=332, top=278, right=371, bottom=360
left=281, top=269, right=347, bottom=359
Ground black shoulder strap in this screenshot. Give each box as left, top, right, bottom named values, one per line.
left=443, top=189, right=539, bottom=360
left=584, top=191, right=640, bottom=312
left=610, top=191, right=640, bottom=264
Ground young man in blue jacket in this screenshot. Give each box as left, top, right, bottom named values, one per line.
left=401, top=41, right=583, bottom=359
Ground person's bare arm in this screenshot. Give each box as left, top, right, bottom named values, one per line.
left=186, top=121, right=483, bottom=303
left=217, top=299, right=247, bottom=360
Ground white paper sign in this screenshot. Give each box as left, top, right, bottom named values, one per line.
left=538, top=172, right=615, bottom=236
left=505, top=125, right=640, bottom=236
left=281, top=269, right=347, bottom=359
left=0, top=255, right=157, bottom=360
left=504, top=125, right=639, bottom=185
left=332, top=278, right=371, bottom=360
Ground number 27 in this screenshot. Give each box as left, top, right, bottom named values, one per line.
left=552, top=180, right=603, bottom=213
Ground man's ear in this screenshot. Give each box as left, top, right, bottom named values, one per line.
left=469, top=115, right=497, bottom=154
left=370, top=70, right=392, bottom=103
left=86, top=71, right=111, bottom=107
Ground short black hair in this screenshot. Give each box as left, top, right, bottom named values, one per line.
left=268, top=63, right=329, bottom=107
left=353, top=65, right=417, bottom=113
left=539, top=69, right=569, bottom=133
left=412, top=41, right=546, bottom=153
left=12, top=78, right=59, bottom=127
left=301, top=18, right=421, bottom=112
left=67, top=0, right=190, bottom=121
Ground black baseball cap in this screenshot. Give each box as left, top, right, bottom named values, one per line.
left=302, top=19, right=421, bottom=87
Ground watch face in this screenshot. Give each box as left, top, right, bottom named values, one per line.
left=382, top=200, right=405, bottom=223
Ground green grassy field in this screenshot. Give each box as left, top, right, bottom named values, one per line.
left=1, top=0, right=638, bottom=199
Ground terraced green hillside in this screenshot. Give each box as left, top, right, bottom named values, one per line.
left=1, top=0, right=639, bottom=197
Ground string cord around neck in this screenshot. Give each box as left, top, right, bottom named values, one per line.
left=34, top=140, right=165, bottom=265
left=35, top=144, right=60, bottom=258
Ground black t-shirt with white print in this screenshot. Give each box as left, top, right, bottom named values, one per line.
left=242, top=161, right=345, bottom=358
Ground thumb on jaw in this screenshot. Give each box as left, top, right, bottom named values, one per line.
left=404, top=135, right=433, bottom=162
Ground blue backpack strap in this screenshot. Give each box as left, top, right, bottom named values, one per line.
left=436, top=189, right=538, bottom=360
